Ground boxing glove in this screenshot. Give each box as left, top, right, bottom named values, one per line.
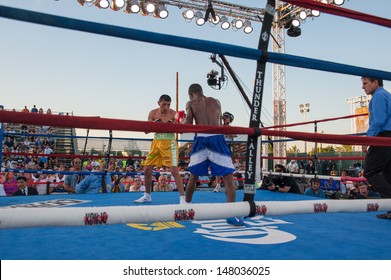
left=175, top=110, right=186, bottom=123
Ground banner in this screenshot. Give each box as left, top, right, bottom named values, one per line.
left=355, top=107, right=369, bottom=133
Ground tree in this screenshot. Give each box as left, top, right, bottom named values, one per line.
left=127, top=149, right=142, bottom=156
left=311, top=145, right=336, bottom=154
left=335, top=145, right=355, bottom=153
left=90, top=147, right=99, bottom=155
left=287, top=145, right=300, bottom=154
left=321, top=145, right=336, bottom=152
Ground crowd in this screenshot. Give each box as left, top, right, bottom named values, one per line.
left=0, top=91, right=388, bottom=223
left=258, top=162, right=380, bottom=200
left=285, top=158, right=363, bottom=177
left=0, top=108, right=374, bottom=199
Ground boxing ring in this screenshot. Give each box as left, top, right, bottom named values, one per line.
left=1, top=0, right=391, bottom=263
left=1, top=191, right=391, bottom=260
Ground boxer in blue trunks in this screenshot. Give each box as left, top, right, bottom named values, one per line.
left=184, top=83, right=244, bottom=226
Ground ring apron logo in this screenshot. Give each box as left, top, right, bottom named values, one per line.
left=192, top=216, right=296, bottom=245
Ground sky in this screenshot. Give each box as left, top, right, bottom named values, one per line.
left=0, top=0, right=390, bottom=152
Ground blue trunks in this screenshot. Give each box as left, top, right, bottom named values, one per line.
left=188, top=134, right=235, bottom=176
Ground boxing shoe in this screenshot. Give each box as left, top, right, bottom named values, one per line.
left=377, top=211, right=391, bottom=220
left=179, top=196, right=188, bottom=204
left=226, top=217, right=245, bottom=226
left=134, top=194, right=152, bottom=203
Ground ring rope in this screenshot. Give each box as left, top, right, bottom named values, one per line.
left=1, top=151, right=367, bottom=161
left=2, top=111, right=367, bottom=140
left=264, top=171, right=366, bottom=183
left=264, top=113, right=368, bottom=130
left=0, top=199, right=390, bottom=229
left=1, top=110, right=390, bottom=147
left=0, top=6, right=390, bottom=80
left=284, top=0, right=391, bottom=28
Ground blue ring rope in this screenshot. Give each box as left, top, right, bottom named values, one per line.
left=0, top=5, right=390, bottom=80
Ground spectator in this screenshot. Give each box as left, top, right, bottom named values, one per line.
left=128, top=176, right=146, bottom=192
left=111, top=174, right=124, bottom=193
left=304, top=178, right=325, bottom=198
left=3, top=172, right=18, bottom=196
left=234, top=171, right=244, bottom=190
left=153, top=175, right=173, bottom=192
left=91, top=159, right=100, bottom=169
left=13, top=176, right=39, bottom=196
left=261, top=165, right=302, bottom=194
left=84, top=159, right=93, bottom=171
left=64, top=158, right=85, bottom=193
left=356, top=182, right=381, bottom=199
left=339, top=169, right=348, bottom=194
left=51, top=166, right=66, bottom=194
left=121, top=166, right=134, bottom=192
left=34, top=173, right=54, bottom=195
left=31, top=105, right=38, bottom=113
left=233, top=159, right=242, bottom=170
left=4, top=136, right=14, bottom=152
left=348, top=183, right=360, bottom=199
left=287, top=160, right=299, bottom=173
left=353, top=160, right=362, bottom=172
left=126, top=158, right=135, bottom=168
left=76, top=163, right=112, bottom=194
left=305, top=160, right=316, bottom=175
left=298, top=160, right=305, bottom=174
left=0, top=172, right=5, bottom=184
left=208, top=176, right=218, bottom=189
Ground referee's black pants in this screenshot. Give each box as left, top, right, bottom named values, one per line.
left=364, top=132, right=391, bottom=198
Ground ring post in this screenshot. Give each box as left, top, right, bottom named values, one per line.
left=243, top=0, right=275, bottom=217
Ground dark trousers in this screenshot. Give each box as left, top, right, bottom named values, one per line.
left=364, top=132, right=391, bottom=198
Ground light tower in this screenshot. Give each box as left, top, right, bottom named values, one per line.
left=299, top=103, right=310, bottom=154
left=345, top=96, right=370, bottom=134
left=271, top=4, right=287, bottom=165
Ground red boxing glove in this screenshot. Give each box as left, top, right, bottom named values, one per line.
left=175, top=110, right=186, bottom=123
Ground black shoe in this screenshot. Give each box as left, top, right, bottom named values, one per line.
left=376, top=211, right=391, bottom=220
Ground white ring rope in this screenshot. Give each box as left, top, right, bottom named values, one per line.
left=1, top=199, right=390, bottom=229
left=264, top=171, right=364, bottom=182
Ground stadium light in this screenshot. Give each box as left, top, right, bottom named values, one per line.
left=125, top=0, right=140, bottom=14
left=77, top=0, right=94, bottom=6
left=232, top=19, right=244, bottom=29
left=111, top=0, right=126, bottom=11
left=183, top=9, right=195, bottom=20
left=220, top=16, right=230, bottom=30
left=333, top=0, right=345, bottom=6
left=154, top=4, right=169, bottom=19
left=95, top=0, right=110, bottom=9
left=243, top=21, right=253, bottom=34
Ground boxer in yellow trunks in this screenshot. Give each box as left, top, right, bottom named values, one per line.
left=134, top=94, right=186, bottom=204
left=144, top=131, right=177, bottom=168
